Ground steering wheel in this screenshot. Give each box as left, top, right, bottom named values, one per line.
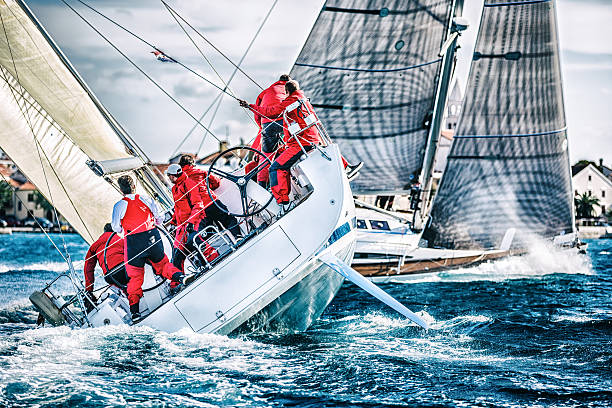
left=207, top=146, right=274, bottom=218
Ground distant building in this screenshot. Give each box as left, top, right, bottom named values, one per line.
left=572, top=160, right=612, bottom=217
left=0, top=163, right=48, bottom=221
left=444, top=80, right=462, bottom=131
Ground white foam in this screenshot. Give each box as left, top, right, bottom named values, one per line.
left=0, top=260, right=82, bottom=274
left=390, top=239, right=593, bottom=284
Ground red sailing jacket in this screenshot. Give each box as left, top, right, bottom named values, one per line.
left=171, top=172, right=205, bottom=227
left=181, top=164, right=219, bottom=209
left=249, top=90, right=320, bottom=148
left=83, top=231, right=124, bottom=292
left=121, top=195, right=156, bottom=234
left=253, top=80, right=287, bottom=126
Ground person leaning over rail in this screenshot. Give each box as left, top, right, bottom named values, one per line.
left=177, top=155, right=240, bottom=238
left=239, top=80, right=320, bottom=205
left=111, top=175, right=187, bottom=321
left=83, top=223, right=127, bottom=311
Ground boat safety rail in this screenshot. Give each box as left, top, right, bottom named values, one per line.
left=36, top=273, right=90, bottom=327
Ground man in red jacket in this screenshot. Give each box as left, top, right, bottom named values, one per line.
left=167, top=163, right=205, bottom=271
left=83, top=223, right=127, bottom=293
left=111, top=175, right=185, bottom=321
left=251, top=74, right=290, bottom=186
left=177, top=155, right=240, bottom=238
left=240, top=80, right=321, bottom=205
left=83, top=223, right=127, bottom=310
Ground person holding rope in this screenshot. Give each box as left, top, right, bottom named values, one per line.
left=111, top=175, right=186, bottom=321
left=83, top=223, right=127, bottom=311
left=239, top=80, right=320, bottom=205
left=250, top=74, right=290, bottom=188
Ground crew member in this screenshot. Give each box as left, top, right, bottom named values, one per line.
left=111, top=175, right=185, bottom=321
left=167, top=163, right=205, bottom=271
left=251, top=74, right=290, bottom=187
left=83, top=223, right=127, bottom=310
left=178, top=155, right=241, bottom=237
left=239, top=80, right=320, bottom=205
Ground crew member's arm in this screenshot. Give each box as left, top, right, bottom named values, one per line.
left=111, top=200, right=127, bottom=234
left=83, top=237, right=103, bottom=293
left=249, top=95, right=293, bottom=119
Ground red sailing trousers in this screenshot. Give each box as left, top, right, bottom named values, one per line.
left=124, top=229, right=181, bottom=306
left=269, top=144, right=306, bottom=204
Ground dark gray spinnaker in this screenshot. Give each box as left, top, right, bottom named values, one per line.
left=289, top=0, right=454, bottom=194
left=422, top=0, right=575, bottom=250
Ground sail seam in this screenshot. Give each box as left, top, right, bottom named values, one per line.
left=483, top=0, right=551, bottom=7
left=455, top=127, right=567, bottom=139
left=294, top=59, right=441, bottom=73
left=447, top=152, right=566, bottom=160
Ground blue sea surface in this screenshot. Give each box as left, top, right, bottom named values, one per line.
left=0, top=233, right=610, bottom=407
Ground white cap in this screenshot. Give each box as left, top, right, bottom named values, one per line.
left=166, top=163, right=182, bottom=176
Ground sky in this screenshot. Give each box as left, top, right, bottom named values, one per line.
left=24, top=0, right=612, bottom=165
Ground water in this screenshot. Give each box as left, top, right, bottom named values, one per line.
left=0, top=233, right=610, bottom=407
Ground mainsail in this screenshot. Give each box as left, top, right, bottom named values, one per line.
left=422, top=0, right=574, bottom=250
left=0, top=0, right=170, bottom=244
left=290, top=0, right=454, bottom=194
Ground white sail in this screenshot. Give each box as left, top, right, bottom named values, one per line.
left=0, top=0, right=167, bottom=243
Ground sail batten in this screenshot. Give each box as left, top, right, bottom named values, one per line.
left=422, top=0, right=574, bottom=250
left=290, top=0, right=454, bottom=194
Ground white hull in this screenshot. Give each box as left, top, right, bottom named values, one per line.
left=86, top=144, right=357, bottom=334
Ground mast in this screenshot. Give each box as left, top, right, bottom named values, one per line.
left=421, top=0, right=574, bottom=250
left=289, top=0, right=455, bottom=195
left=415, top=0, right=466, bottom=228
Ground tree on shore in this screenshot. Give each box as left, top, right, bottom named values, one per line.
left=574, top=192, right=600, bottom=219
left=0, top=181, right=12, bottom=209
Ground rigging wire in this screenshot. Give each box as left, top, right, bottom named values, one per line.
left=159, top=1, right=264, bottom=91
left=0, top=172, right=68, bottom=263
left=161, top=0, right=255, bottom=157
left=161, top=0, right=269, bottom=156
left=0, top=8, right=88, bottom=251
left=0, top=6, right=92, bottom=320
left=1, top=5, right=95, bottom=243
left=58, top=0, right=229, bottom=148
left=68, top=0, right=239, bottom=101
left=192, top=0, right=279, bottom=157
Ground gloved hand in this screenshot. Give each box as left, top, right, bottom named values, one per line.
left=185, top=223, right=195, bottom=233
left=85, top=291, right=97, bottom=313
left=238, top=99, right=249, bottom=108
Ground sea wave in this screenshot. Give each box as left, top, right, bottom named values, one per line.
left=389, top=240, right=593, bottom=284
left=0, top=260, right=81, bottom=274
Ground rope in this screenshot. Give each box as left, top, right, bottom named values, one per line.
left=193, top=0, right=279, bottom=156
left=161, top=0, right=263, bottom=156
left=58, top=0, right=228, bottom=147
left=159, top=1, right=264, bottom=91
left=0, top=172, right=67, bottom=263
left=68, top=0, right=239, bottom=101
left=0, top=7, right=90, bottom=251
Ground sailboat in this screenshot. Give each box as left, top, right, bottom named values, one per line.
left=292, top=0, right=581, bottom=280
left=1, top=0, right=428, bottom=332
